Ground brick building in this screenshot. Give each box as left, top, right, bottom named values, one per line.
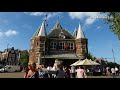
left=29, top=21, right=88, bottom=66
left=0, top=47, right=20, bottom=65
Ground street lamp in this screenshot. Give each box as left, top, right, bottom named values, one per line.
left=7, top=44, right=9, bottom=52
left=7, top=44, right=9, bottom=64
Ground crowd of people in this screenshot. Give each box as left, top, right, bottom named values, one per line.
left=23, top=61, right=120, bottom=78
left=23, top=61, right=87, bottom=78
left=104, top=66, right=119, bottom=77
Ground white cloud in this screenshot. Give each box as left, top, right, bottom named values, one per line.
left=0, top=30, right=18, bottom=37
left=85, top=17, right=96, bottom=25
left=29, top=12, right=45, bottom=16
left=24, top=12, right=62, bottom=20
left=68, top=12, right=105, bottom=25
left=5, top=30, right=17, bottom=36
left=0, top=32, right=3, bottom=36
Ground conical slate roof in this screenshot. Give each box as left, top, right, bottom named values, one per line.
left=76, top=24, right=86, bottom=39
left=31, top=21, right=46, bottom=39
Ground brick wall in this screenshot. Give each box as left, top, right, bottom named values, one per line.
left=76, top=38, right=88, bottom=59
left=29, top=36, right=45, bottom=64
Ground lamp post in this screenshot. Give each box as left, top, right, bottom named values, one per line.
left=112, top=48, right=116, bottom=78
left=7, top=44, right=9, bottom=52
left=112, top=49, right=115, bottom=65
left=6, top=44, right=9, bottom=64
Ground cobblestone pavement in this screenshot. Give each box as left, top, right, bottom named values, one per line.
left=0, top=72, right=120, bottom=78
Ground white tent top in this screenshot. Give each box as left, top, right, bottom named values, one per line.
left=89, top=59, right=100, bottom=65
left=70, top=59, right=82, bottom=66
left=70, top=58, right=100, bottom=66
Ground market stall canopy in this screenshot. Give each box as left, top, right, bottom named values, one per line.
left=71, top=58, right=100, bottom=66
left=70, top=59, right=82, bottom=66
left=89, top=59, right=100, bottom=65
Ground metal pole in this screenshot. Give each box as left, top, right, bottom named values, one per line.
left=112, top=48, right=116, bottom=78
left=112, top=49, right=115, bottom=64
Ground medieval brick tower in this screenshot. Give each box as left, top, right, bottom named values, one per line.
left=75, top=24, right=88, bottom=59
left=29, top=21, right=46, bottom=65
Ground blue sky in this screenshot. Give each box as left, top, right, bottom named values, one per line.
left=0, top=12, right=120, bottom=64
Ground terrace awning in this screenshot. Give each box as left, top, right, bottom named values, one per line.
left=42, top=53, right=79, bottom=59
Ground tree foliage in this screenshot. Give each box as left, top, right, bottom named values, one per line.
left=20, top=50, right=29, bottom=60
left=87, top=52, right=96, bottom=60
left=21, top=59, right=29, bottom=68
left=20, top=50, right=29, bottom=68
left=103, top=12, right=120, bottom=40
left=107, top=62, right=119, bottom=68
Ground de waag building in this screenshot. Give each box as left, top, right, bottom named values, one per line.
left=29, top=20, right=88, bottom=66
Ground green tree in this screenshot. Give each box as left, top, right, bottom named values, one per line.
left=103, top=12, right=120, bottom=40
left=87, top=52, right=96, bottom=60
left=20, top=50, right=29, bottom=60
left=107, top=62, right=118, bottom=68
left=21, top=59, right=29, bottom=68
left=20, top=50, right=29, bottom=68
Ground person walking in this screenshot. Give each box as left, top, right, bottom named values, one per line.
left=70, top=66, right=76, bottom=78
left=76, top=66, right=87, bottom=78
left=111, top=67, right=116, bottom=78
left=115, top=66, right=119, bottom=76
left=56, top=65, right=65, bottom=78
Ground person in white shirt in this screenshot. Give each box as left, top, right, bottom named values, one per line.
left=111, top=67, right=116, bottom=78
left=47, top=65, right=52, bottom=70
left=76, top=66, right=87, bottom=78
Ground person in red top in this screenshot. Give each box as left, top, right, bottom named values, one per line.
left=24, top=67, right=29, bottom=78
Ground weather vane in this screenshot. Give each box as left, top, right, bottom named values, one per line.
left=44, top=14, right=48, bottom=27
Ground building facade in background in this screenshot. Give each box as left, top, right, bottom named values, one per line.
left=0, top=47, right=20, bottom=65
left=29, top=21, right=88, bottom=66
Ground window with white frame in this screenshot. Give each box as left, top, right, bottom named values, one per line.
left=68, top=42, right=74, bottom=50
left=50, top=42, right=57, bottom=49
left=59, top=42, right=65, bottom=50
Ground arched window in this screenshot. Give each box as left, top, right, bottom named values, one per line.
left=36, top=42, right=39, bottom=46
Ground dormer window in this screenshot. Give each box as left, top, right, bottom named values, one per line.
left=59, top=31, right=65, bottom=39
